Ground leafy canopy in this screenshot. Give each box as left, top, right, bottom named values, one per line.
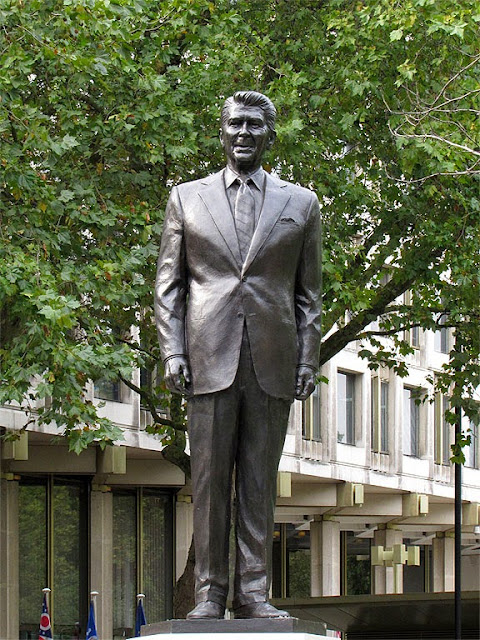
left=1, top=0, right=479, bottom=455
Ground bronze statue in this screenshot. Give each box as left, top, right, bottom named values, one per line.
left=155, top=91, right=321, bottom=619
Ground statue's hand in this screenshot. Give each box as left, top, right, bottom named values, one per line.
left=164, top=356, right=192, bottom=395
left=295, top=365, right=316, bottom=401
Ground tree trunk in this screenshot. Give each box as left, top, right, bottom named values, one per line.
left=173, top=535, right=195, bottom=618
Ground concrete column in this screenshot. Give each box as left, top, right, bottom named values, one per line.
left=90, top=488, right=113, bottom=640
left=0, top=477, right=19, bottom=640
left=310, top=517, right=340, bottom=596
left=372, top=526, right=403, bottom=594
left=176, top=498, right=193, bottom=580
left=432, top=533, right=454, bottom=592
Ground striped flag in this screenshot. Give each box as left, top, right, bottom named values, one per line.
left=38, top=593, right=52, bottom=640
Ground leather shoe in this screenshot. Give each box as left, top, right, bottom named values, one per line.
left=234, top=602, right=290, bottom=619
left=186, top=601, right=225, bottom=619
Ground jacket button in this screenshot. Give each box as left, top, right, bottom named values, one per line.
left=241, top=276, right=246, bottom=282
left=237, top=312, right=243, bottom=318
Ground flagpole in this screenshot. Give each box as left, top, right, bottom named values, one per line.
left=42, top=587, right=51, bottom=608
left=90, top=590, right=99, bottom=620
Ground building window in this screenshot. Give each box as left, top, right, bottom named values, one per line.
left=337, top=372, right=355, bottom=445
left=340, top=531, right=371, bottom=596
left=434, top=394, right=452, bottom=465
left=410, top=326, right=420, bottom=348
left=403, top=292, right=420, bottom=348
left=112, top=489, right=174, bottom=639
left=403, top=541, right=432, bottom=593
left=94, top=378, right=121, bottom=402
left=403, top=387, right=421, bottom=457
left=18, top=477, right=89, bottom=638
left=371, top=378, right=388, bottom=453
left=434, top=313, right=449, bottom=354
left=272, top=523, right=311, bottom=598
left=302, top=385, right=321, bottom=441
left=464, top=419, right=478, bottom=469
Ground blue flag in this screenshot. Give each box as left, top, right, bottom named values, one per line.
left=38, top=593, right=52, bottom=639
left=86, top=600, right=98, bottom=640
left=135, top=597, right=147, bottom=637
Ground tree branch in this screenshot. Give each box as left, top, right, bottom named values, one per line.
left=118, top=375, right=185, bottom=431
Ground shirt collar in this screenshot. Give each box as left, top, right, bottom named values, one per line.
left=224, top=166, right=265, bottom=191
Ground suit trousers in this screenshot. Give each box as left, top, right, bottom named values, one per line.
left=187, top=330, right=292, bottom=609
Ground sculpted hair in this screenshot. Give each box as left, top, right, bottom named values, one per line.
left=221, top=91, right=277, bottom=133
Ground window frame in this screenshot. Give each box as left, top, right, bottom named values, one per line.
left=371, top=377, right=389, bottom=454
left=403, top=386, right=422, bottom=458
left=302, top=384, right=321, bottom=442
left=337, top=371, right=356, bottom=445
left=434, top=393, right=452, bottom=465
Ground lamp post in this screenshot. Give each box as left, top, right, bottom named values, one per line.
left=453, top=330, right=463, bottom=640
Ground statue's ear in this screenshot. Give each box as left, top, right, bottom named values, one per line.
left=266, top=130, right=276, bottom=150
left=219, top=128, right=225, bottom=149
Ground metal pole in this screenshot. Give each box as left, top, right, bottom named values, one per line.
left=454, top=402, right=462, bottom=640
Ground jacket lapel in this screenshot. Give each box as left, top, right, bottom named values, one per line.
left=243, top=173, right=291, bottom=274
left=198, top=171, right=242, bottom=267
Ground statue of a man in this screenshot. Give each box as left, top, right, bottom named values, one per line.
left=155, top=91, right=321, bottom=619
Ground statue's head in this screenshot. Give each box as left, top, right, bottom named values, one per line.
left=220, top=91, right=277, bottom=174
left=221, top=91, right=277, bottom=134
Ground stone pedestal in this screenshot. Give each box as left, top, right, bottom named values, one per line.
left=140, top=617, right=327, bottom=639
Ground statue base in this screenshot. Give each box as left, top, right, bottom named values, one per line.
left=140, top=617, right=327, bottom=638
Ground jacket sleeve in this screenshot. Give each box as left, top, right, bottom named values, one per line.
left=154, top=186, right=188, bottom=360
left=295, top=191, right=322, bottom=369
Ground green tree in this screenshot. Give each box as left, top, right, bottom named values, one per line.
left=1, top=0, right=478, bottom=451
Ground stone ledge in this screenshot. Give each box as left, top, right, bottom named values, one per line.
left=140, top=617, right=327, bottom=636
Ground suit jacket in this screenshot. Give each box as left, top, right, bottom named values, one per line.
left=155, top=168, right=322, bottom=399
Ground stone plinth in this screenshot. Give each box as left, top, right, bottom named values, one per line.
left=140, top=617, right=327, bottom=638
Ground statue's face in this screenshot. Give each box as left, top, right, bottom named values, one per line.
left=220, top=104, right=275, bottom=173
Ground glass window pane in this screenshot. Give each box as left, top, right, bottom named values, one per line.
left=380, top=382, right=389, bottom=452
left=286, top=525, right=310, bottom=598
left=403, top=542, right=429, bottom=593
left=370, top=379, right=376, bottom=450
left=113, top=492, right=137, bottom=638
left=344, top=532, right=371, bottom=595
left=338, top=373, right=355, bottom=444
left=411, top=326, right=420, bottom=347
left=410, top=397, right=419, bottom=457
left=337, top=373, right=347, bottom=443
left=19, top=481, right=47, bottom=635
left=143, top=492, right=173, bottom=622
left=271, top=525, right=282, bottom=598
left=442, top=397, right=451, bottom=465
left=404, top=388, right=419, bottom=457
left=94, top=379, right=121, bottom=401
left=346, top=375, right=354, bottom=444
left=465, top=420, right=478, bottom=468
left=53, top=481, right=87, bottom=636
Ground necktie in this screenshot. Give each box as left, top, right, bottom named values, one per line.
left=234, top=179, right=255, bottom=261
